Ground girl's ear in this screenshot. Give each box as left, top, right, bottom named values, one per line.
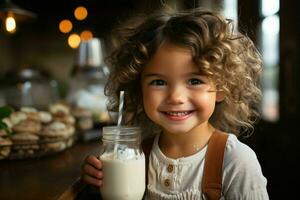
left=216, top=91, right=225, bottom=102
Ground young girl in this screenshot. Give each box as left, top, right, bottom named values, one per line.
left=82, top=8, right=269, bottom=200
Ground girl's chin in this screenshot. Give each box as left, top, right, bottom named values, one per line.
left=162, top=126, right=193, bottom=135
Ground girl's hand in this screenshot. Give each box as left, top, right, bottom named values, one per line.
left=81, top=155, right=103, bottom=187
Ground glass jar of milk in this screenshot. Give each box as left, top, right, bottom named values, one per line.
left=99, top=126, right=145, bottom=200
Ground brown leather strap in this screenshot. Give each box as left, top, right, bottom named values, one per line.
left=201, top=131, right=229, bottom=200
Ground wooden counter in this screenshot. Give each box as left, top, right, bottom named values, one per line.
left=0, top=140, right=100, bottom=200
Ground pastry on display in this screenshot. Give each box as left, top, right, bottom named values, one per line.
left=71, top=107, right=93, bottom=131
left=0, top=103, right=76, bottom=160
left=49, top=103, right=70, bottom=115
left=12, top=120, right=42, bottom=134
left=9, top=112, right=27, bottom=126
left=20, top=107, right=40, bottom=122
left=38, top=121, right=75, bottom=152
left=38, top=111, right=52, bottom=124
left=77, top=117, right=93, bottom=131
left=11, top=132, right=39, bottom=145
left=39, top=121, right=75, bottom=138
left=11, top=133, right=39, bottom=156
left=0, top=137, right=12, bottom=159
left=52, top=113, right=75, bottom=125
left=0, top=130, right=8, bottom=137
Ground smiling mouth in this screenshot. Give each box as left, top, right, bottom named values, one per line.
left=161, top=111, right=194, bottom=120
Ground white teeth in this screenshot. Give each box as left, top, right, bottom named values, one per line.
left=166, top=111, right=189, bottom=116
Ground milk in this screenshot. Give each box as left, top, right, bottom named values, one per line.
left=100, top=154, right=145, bottom=200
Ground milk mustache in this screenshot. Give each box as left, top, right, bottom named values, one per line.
left=99, top=126, right=145, bottom=200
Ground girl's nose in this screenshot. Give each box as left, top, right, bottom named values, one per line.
left=166, top=86, right=187, bottom=104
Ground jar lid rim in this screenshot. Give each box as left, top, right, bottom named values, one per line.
left=102, top=126, right=141, bottom=136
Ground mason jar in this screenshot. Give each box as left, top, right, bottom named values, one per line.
left=67, top=38, right=110, bottom=124
left=99, top=126, right=145, bottom=200
left=1, top=68, right=59, bottom=110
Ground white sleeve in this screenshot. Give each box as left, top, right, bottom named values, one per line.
left=222, top=134, right=269, bottom=200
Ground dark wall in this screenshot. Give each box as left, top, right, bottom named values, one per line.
left=277, top=0, right=300, bottom=198
left=238, top=0, right=300, bottom=199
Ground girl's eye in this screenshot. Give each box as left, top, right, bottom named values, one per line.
left=188, top=78, right=203, bottom=85
left=149, top=79, right=166, bottom=86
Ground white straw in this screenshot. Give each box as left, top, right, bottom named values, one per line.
left=117, top=90, right=125, bottom=127
left=114, top=91, right=124, bottom=159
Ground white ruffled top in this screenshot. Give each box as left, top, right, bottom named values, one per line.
left=145, top=134, right=269, bottom=200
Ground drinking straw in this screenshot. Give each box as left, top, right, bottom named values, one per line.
left=117, top=90, right=124, bottom=127
left=114, top=90, right=124, bottom=158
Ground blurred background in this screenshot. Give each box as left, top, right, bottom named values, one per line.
left=0, top=0, right=299, bottom=199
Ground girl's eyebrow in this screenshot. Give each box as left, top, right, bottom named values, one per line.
left=142, top=73, right=166, bottom=78
left=186, top=72, right=202, bottom=76
left=183, top=72, right=204, bottom=77
left=142, top=72, right=203, bottom=78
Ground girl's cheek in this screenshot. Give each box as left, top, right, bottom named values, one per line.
left=193, top=94, right=217, bottom=111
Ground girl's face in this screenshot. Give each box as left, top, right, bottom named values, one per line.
left=141, top=42, right=224, bottom=135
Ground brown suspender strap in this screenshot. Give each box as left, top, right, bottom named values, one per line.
left=201, top=131, right=229, bottom=200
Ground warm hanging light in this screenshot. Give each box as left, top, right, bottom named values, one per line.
left=0, top=0, right=36, bottom=33
left=5, top=11, right=16, bottom=33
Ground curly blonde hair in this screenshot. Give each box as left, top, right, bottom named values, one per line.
left=105, top=8, right=262, bottom=137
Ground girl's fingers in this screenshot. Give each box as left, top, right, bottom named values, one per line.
left=82, top=163, right=103, bottom=179
left=82, top=174, right=102, bottom=187
left=86, top=155, right=102, bottom=170
left=81, top=155, right=103, bottom=187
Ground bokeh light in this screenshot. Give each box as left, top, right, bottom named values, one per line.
left=59, top=19, right=73, bottom=33
left=74, top=6, right=88, bottom=21
left=68, top=33, right=81, bottom=48
left=80, top=30, right=93, bottom=41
